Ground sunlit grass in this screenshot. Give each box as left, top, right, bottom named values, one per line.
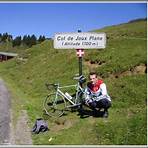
left=0, top=20, right=147, bottom=145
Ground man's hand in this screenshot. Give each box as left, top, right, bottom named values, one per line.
left=85, top=99, right=92, bottom=106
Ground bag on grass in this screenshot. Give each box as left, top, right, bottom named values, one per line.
left=32, top=118, right=49, bottom=134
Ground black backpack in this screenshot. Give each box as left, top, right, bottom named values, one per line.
left=32, top=118, right=49, bottom=134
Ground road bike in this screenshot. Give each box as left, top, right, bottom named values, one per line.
left=43, top=75, right=86, bottom=117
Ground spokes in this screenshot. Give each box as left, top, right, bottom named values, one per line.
left=43, top=93, right=66, bottom=117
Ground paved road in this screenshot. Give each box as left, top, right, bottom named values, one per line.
left=0, top=78, right=11, bottom=145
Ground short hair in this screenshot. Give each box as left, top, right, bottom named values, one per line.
left=89, top=72, right=98, bottom=78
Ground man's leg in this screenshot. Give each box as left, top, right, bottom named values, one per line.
left=96, top=99, right=111, bottom=118
left=88, top=101, right=97, bottom=110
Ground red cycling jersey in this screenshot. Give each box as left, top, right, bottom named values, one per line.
left=87, top=79, right=103, bottom=93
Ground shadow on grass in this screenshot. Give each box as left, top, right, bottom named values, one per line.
left=77, top=107, right=105, bottom=119
left=44, top=101, right=107, bottom=119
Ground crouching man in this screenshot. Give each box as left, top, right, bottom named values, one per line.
left=84, top=72, right=111, bottom=118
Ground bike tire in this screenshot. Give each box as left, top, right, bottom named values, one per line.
left=43, top=93, right=66, bottom=117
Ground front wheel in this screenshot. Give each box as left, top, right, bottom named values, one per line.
left=43, top=93, right=66, bottom=117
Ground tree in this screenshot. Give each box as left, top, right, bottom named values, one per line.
left=0, top=33, right=2, bottom=42
left=22, top=35, right=28, bottom=45
left=22, top=35, right=37, bottom=47
left=38, top=35, right=46, bottom=43
left=7, top=35, right=13, bottom=42
left=23, top=35, right=31, bottom=47
left=1, top=33, right=9, bottom=42
left=30, top=34, right=37, bottom=47
left=12, top=36, right=22, bottom=47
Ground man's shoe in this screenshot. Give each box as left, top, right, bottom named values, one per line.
left=103, top=111, right=108, bottom=118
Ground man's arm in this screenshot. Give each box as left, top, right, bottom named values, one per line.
left=84, top=87, right=93, bottom=105
left=96, top=83, right=111, bottom=102
left=100, top=83, right=108, bottom=95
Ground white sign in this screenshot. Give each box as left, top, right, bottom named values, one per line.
left=54, top=32, right=106, bottom=49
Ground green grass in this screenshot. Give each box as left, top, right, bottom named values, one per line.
left=0, top=20, right=147, bottom=145
left=87, top=20, right=147, bottom=76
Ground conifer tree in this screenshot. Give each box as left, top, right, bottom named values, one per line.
left=12, top=36, right=21, bottom=47
left=38, top=35, right=46, bottom=43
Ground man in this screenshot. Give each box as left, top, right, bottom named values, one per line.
left=84, top=72, right=111, bottom=118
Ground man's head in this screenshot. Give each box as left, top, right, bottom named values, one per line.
left=89, top=72, right=98, bottom=85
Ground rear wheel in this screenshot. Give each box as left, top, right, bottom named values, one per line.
left=43, top=93, right=66, bottom=117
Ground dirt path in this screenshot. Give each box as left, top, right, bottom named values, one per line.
left=0, top=78, right=11, bottom=144
left=10, top=110, right=33, bottom=145
left=0, top=78, right=32, bottom=145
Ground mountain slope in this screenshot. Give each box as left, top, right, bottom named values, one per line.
left=0, top=19, right=147, bottom=145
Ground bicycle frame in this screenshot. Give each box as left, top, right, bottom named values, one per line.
left=55, top=82, right=84, bottom=108
left=43, top=75, right=86, bottom=117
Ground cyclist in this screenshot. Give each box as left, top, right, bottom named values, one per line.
left=84, top=72, right=111, bottom=118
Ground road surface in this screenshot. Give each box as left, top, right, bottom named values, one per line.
left=0, top=78, right=32, bottom=145
left=0, top=78, right=11, bottom=144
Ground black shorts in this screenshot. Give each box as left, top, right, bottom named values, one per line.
left=89, top=98, right=111, bottom=110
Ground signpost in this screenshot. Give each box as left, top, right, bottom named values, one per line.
left=54, top=31, right=106, bottom=85
left=76, top=48, right=84, bottom=78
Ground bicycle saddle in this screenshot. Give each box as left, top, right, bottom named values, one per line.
left=45, top=83, right=59, bottom=90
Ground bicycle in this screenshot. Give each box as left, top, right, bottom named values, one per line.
left=43, top=75, right=86, bottom=118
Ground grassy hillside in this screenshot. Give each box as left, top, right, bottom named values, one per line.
left=0, top=19, right=147, bottom=145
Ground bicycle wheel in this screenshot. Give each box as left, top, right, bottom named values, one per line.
left=43, top=93, right=66, bottom=117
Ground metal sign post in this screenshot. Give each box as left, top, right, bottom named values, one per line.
left=76, top=49, right=84, bottom=77
left=76, top=30, right=84, bottom=87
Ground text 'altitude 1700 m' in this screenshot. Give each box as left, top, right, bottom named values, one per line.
left=54, top=32, right=106, bottom=49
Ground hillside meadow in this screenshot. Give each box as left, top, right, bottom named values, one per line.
left=0, top=20, right=147, bottom=145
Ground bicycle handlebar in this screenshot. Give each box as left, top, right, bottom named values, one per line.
left=73, top=75, right=86, bottom=83
left=73, top=75, right=85, bottom=80
left=45, top=75, right=86, bottom=90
